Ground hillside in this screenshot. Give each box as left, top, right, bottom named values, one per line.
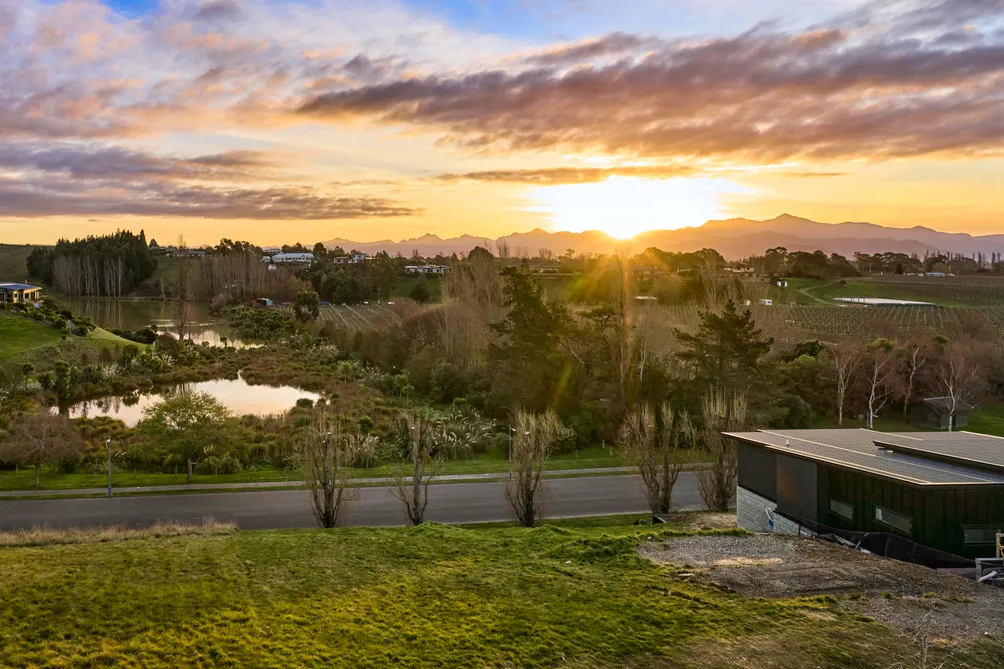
left=324, top=214, right=1004, bottom=260
left=0, top=312, right=138, bottom=364
left=2, top=517, right=1000, bottom=668
left=0, top=244, right=34, bottom=282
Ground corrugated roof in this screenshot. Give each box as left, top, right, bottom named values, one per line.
left=0, top=283, right=41, bottom=291
left=725, top=428, right=1004, bottom=486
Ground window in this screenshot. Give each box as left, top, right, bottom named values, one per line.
left=830, top=499, right=854, bottom=521
left=875, top=506, right=912, bottom=535
left=963, top=527, right=1001, bottom=545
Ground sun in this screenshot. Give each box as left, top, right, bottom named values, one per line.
left=525, top=176, right=751, bottom=238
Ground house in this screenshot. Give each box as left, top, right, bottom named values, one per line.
left=404, top=265, right=450, bottom=275
left=0, top=283, right=42, bottom=304
left=251, top=297, right=274, bottom=307
left=166, top=248, right=206, bottom=258
left=270, top=252, right=314, bottom=265
left=332, top=253, right=370, bottom=265
left=773, top=279, right=788, bottom=288
left=911, top=397, right=973, bottom=430
left=758, top=298, right=773, bottom=306
left=632, top=264, right=667, bottom=279
left=728, top=429, right=1004, bottom=560
left=262, top=247, right=281, bottom=255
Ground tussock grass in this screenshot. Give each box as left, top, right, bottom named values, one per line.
left=0, top=519, right=235, bottom=548
left=1, top=516, right=1001, bottom=668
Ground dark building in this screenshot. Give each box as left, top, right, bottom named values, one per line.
left=727, top=429, right=1004, bottom=559
left=911, top=397, right=972, bottom=430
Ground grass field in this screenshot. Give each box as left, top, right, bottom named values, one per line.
left=0, top=244, right=34, bottom=281
left=3, top=515, right=1001, bottom=668
left=0, top=312, right=140, bottom=364
left=0, top=444, right=667, bottom=492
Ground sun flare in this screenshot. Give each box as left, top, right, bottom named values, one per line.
left=526, top=176, right=752, bottom=239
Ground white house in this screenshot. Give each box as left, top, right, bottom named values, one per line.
left=270, top=252, right=314, bottom=265
left=404, top=264, right=450, bottom=275
left=773, top=279, right=788, bottom=288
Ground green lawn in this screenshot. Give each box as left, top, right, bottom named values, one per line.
left=3, top=516, right=997, bottom=668
left=0, top=445, right=670, bottom=492
left=811, top=403, right=1004, bottom=438
left=0, top=313, right=64, bottom=357
left=392, top=275, right=442, bottom=302
left=788, top=278, right=962, bottom=307
left=0, top=312, right=141, bottom=364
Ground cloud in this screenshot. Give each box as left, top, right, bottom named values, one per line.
left=299, top=2, right=1004, bottom=164
left=0, top=179, right=417, bottom=220
left=436, top=165, right=697, bottom=185
left=0, top=144, right=278, bottom=181
left=522, top=32, right=663, bottom=66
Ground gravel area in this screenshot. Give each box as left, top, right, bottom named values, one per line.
left=639, top=533, right=1004, bottom=641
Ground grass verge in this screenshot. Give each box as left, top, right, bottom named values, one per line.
left=1, top=515, right=1000, bottom=668
left=0, top=519, right=235, bottom=548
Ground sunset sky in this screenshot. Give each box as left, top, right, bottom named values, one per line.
left=3, top=0, right=1004, bottom=246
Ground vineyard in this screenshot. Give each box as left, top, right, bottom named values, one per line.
left=314, top=303, right=408, bottom=331
left=850, top=275, right=1004, bottom=306
left=641, top=303, right=1004, bottom=343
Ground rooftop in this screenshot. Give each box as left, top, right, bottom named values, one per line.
left=0, top=283, right=41, bottom=291
left=725, top=428, right=1004, bottom=487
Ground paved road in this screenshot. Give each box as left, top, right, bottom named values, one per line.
left=0, top=473, right=704, bottom=531
left=0, top=466, right=636, bottom=498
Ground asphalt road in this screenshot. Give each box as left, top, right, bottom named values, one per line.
left=0, top=473, right=704, bottom=531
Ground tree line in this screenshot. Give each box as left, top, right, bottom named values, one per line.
left=27, top=231, right=158, bottom=297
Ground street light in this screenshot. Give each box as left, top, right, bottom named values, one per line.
left=106, top=437, right=113, bottom=498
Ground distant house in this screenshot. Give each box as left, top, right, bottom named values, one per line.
left=911, top=397, right=973, bottom=430
left=0, top=282, right=42, bottom=304
left=773, top=279, right=788, bottom=288
left=758, top=298, right=773, bottom=306
left=332, top=253, right=370, bottom=265
left=262, top=247, right=281, bottom=255
left=270, top=252, right=314, bottom=265
left=251, top=298, right=274, bottom=307
left=165, top=248, right=206, bottom=258
left=405, top=265, right=450, bottom=275
left=632, top=264, right=666, bottom=279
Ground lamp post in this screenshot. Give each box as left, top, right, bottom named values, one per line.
left=106, top=437, right=113, bottom=498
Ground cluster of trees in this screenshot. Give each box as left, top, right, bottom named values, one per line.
left=27, top=231, right=158, bottom=297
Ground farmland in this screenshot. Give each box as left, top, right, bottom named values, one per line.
left=315, top=303, right=409, bottom=330
left=0, top=244, right=34, bottom=281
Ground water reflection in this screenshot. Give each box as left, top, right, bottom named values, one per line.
left=69, top=377, right=320, bottom=427
left=63, top=298, right=247, bottom=347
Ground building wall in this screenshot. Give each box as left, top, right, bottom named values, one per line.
left=737, top=486, right=776, bottom=533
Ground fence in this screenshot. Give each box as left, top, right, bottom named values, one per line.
left=797, top=517, right=974, bottom=571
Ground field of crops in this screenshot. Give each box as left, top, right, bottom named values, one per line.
left=315, top=303, right=406, bottom=330
left=859, top=275, right=1004, bottom=306
left=644, top=302, right=1004, bottom=342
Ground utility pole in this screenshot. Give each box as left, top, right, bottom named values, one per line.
left=106, top=437, right=113, bottom=498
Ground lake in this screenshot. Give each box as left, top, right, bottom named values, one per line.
left=63, top=298, right=243, bottom=346
left=69, top=377, right=321, bottom=427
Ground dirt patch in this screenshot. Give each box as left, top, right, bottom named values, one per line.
left=661, top=512, right=737, bottom=532
left=640, top=533, right=1004, bottom=641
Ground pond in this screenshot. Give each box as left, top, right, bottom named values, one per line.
left=62, top=298, right=243, bottom=346
left=69, top=377, right=321, bottom=427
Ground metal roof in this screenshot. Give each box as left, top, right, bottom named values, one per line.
left=725, top=428, right=1004, bottom=487
left=0, top=283, right=41, bottom=291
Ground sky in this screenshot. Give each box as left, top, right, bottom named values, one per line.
left=3, top=0, right=1004, bottom=246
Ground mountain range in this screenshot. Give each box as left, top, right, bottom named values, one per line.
left=324, top=215, right=1004, bottom=260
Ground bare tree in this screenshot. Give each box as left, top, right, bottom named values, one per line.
left=295, top=417, right=361, bottom=528
left=900, top=335, right=930, bottom=417
left=1, top=410, right=86, bottom=487
left=391, top=412, right=440, bottom=525
left=829, top=340, right=861, bottom=426
left=864, top=338, right=898, bottom=429
left=619, top=402, right=691, bottom=517
left=174, top=235, right=192, bottom=341
left=935, top=339, right=987, bottom=432
left=505, top=409, right=571, bottom=527
left=697, top=389, right=747, bottom=512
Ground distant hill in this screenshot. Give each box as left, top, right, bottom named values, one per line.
left=323, top=215, right=1004, bottom=260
